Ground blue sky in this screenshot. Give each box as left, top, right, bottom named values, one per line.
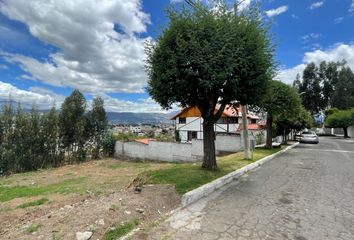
left=0, top=0, right=353, bottom=112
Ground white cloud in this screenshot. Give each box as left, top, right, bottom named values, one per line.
left=334, top=17, right=344, bottom=24
left=350, top=0, right=354, bottom=13
left=0, top=0, right=151, bottom=94
left=300, top=33, right=321, bottom=43
left=265, top=5, right=288, bottom=17
left=0, top=81, right=64, bottom=109
left=310, top=1, right=324, bottom=10
left=277, top=43, right=354, bottom=84
left=99, top=95, right=177, bottom=113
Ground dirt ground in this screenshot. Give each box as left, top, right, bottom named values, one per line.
left=0, top=159, right=180, bottom=240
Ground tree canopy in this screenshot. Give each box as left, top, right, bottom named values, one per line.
left=325, top=109, right=354, bottom=138
left=146, top=2, right=274, bottom=169
left=294, top=61, right=354, bottom=115
left=258, top=80, right=302, bottom=148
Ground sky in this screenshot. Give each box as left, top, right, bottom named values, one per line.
left=0, top=0, right=353, bottom=112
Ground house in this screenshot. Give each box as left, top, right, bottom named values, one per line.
left=171, top=105, right=265, bottom=142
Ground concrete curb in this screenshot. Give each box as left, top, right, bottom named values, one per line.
left=181, top=142, right=299, bottom=207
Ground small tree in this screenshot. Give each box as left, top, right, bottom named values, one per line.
left=259, top=80, right=301, bottom=148
left=146, top=2, right=274, bottom=169
left=325, top=109, right=354, bottom=138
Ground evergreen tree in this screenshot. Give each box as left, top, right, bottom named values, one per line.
left=87, top=97, right=107, bottom=159
left=331, top=67, right=354, bottom=110
left=0, top=103, right=15, bottom=173
left=298, top=63, right=324, bottom=115
left=59, top=89, right=87, bottom=162
left=42, top=106, right=62, bottom=167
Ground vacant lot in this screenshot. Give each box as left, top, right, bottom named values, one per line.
left=0, top=148, right=280, bottom=239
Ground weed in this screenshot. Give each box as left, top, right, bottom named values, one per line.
left=16, top=198, right=49, bottom=209
left=103, top=218, right=139, bottom=240
left=26, top=223, right=43, bottom=233
left=0, top=177, right=86, bottom=202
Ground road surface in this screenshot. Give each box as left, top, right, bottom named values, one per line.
left=147, top=137, right=354, bottom=240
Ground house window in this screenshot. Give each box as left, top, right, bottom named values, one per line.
left=179, top=117, right=186, bottom=124
left=187, top=131, right=198, bottom=141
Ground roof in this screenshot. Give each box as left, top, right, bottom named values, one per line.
left=134, top=138, right=156, bottom=145
left=171, top=105, right=259, bottom=120
left=237, top=123, right=266, bottom=132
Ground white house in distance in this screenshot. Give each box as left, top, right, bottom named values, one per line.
left=171, top=105, right=265, bottom=142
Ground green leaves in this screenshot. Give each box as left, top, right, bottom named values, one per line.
left=146, top=2, right=274, bottom=110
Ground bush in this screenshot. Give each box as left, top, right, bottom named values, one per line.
left=102, top=132, right=116, bottom=157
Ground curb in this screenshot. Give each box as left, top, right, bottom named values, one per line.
left=181, top=142, right=299, bottom=207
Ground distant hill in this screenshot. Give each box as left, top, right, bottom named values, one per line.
left=107, top=112, right=176, bottom=124
left=0, top=101, right=178, bottom=124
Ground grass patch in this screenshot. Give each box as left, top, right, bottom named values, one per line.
left=26, top=223, right=43, bottom=233
left=0, top=177, right=86, bottom=202
left=16, top=198, right=49, bottom=209
left=140, top=148, right=281, bottom=194
left=103, top=219, right=139, bottom=240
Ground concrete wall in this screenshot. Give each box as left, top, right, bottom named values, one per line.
left=348, top=126, right=354, bottom=138
left=115, top=135, right=243, bottom=162
left=215, top=134, right=242, bottom=153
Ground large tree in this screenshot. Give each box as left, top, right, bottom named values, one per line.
left=59, top=89, right=87, bottom=162
left=87, top=97, right=107, bottom=159
left=259, top=80, right=301, bottom=148
left=331, top=67, right=354, bottom=110
left=146, top=2, right=274, bottom=169
left=295, top=62, right=324, bottom=115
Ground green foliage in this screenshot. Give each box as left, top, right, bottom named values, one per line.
left=294, top=61, right=354, bottom=113
left=26, top=223, right=43, bottom=234
left=0, top=177, right=86, bottom=202
left=16, top=198, right=49, bottom=209
left=174, top=129, right=181, bottom=142
left=146, top=2, right=274, bottom=169
left=325, top=109, right=354, bottom=137
left=59, top=89, right=88, bottom=162
left=103, top=219, right=139, bottom=240
left=259, top=80, right=302, bottom=147
left=113, top=132, right=139, bottom=142
left=87, top=97, right=107, bottom=159
left=331, top=67, right=354, bottom=110
left=102, top=132, right=116, bottom=157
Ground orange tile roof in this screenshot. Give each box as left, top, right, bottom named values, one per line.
left=135, top=138, right=156, bottom=145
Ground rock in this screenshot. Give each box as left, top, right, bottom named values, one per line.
left=135, top=208, right=144, bottom=214
left=76, top=231, right=93, bottom=240
left=95, top=219, right=105, bottom=226
left=124, top=211, right=131, bottom=215
left=134, top=186, right=142, bottom=193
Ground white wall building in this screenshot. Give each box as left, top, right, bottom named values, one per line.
left=171, top=106, right=265, bottom=142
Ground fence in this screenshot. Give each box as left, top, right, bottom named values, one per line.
left=115, top=134, right=243, bottom=162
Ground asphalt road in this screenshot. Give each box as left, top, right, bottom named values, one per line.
left=148, top=137, right=354, bottom=240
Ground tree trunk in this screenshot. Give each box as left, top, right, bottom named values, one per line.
left=202, top=120, right=217, bottom=170
left=265, top=113, right=273, bottom=149
left=343, top=127, right=349, bottom=138
left=241, top=105, right=251, bottom=159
